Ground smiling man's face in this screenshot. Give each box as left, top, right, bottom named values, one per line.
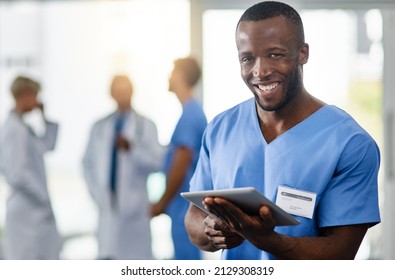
left=236, top=16, right=308, bottom=112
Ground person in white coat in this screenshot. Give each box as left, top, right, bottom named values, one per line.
left=83, top=75, right=164, bottom=260
left=0, top=76, right=61, bottom=259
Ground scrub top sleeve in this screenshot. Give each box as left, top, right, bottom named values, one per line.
left=172, top=111, right=201, bottom=151
left=317, top=136, right=381, bottom=228
left=189, top=128, right=213, bottom=192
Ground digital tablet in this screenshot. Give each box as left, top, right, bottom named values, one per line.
left=181, top=187, right=300, bottom=226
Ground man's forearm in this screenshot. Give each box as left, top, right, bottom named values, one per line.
left=239, top=224, right=368, bottom=260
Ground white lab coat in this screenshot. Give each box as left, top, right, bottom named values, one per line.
left=0, top=110, right=61, bottom=259
left=83, top=110, right=164, bottom=259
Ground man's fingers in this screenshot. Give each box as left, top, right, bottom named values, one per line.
left=259, top=205, right=276, bottom=227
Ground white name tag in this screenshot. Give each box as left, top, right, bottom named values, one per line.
left=275, top=185, right=317, bottom=219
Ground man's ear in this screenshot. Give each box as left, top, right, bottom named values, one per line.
left=299, top=43, right=309, bottom=65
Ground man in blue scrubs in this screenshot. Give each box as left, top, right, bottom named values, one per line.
left=185, top=1, right=380, bottom=259
left=151, top=57, right=207, bottom=259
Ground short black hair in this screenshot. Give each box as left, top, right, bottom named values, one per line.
left=237, top=1, right=305, bottom=45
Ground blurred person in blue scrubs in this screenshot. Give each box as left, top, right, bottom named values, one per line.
left=83, top=75, right=164, bottom=259
left=185, top=1, right=381, bottom=260
left=151, top=57, right=207, bottom=260
left=0, top=76, right=61, bottom=259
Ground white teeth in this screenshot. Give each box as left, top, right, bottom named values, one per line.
left=257, top=83, right=279, bottom=92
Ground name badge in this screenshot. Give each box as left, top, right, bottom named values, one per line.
left=275, top=185, right=316, bottom=219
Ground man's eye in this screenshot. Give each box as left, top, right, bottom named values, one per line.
left=270, top=53, right=283, bottom=58
left=241, top=57, right=253, bottom=63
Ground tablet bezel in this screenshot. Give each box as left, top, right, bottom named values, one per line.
left=181, top=187, right=300, bottom=226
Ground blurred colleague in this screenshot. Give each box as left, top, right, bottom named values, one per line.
left=0, top=76, right=61, bottom=259
left=151, top=57, right=207, bottom=259
left=83, top=75, right=164, bottom=260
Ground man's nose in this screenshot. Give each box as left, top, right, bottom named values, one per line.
left=252, top=59, right=273, bottom=77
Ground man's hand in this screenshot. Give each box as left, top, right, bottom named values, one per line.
left=203, top=197, right=277, bottom=250
left=36, top=101, right=44, bottom=112
left=116, top=134, right=131, bottom=150
left=150, top=201, right=165, bottom=218
left=203, top=214, right=244, bottom=249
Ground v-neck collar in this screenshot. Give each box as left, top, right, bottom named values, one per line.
left=248, top=98, right=330, bottom=146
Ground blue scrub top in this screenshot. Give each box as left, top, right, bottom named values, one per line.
left=164, top=99, right=207, bottom=218
left=190, top=98, right=381, bottom=260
